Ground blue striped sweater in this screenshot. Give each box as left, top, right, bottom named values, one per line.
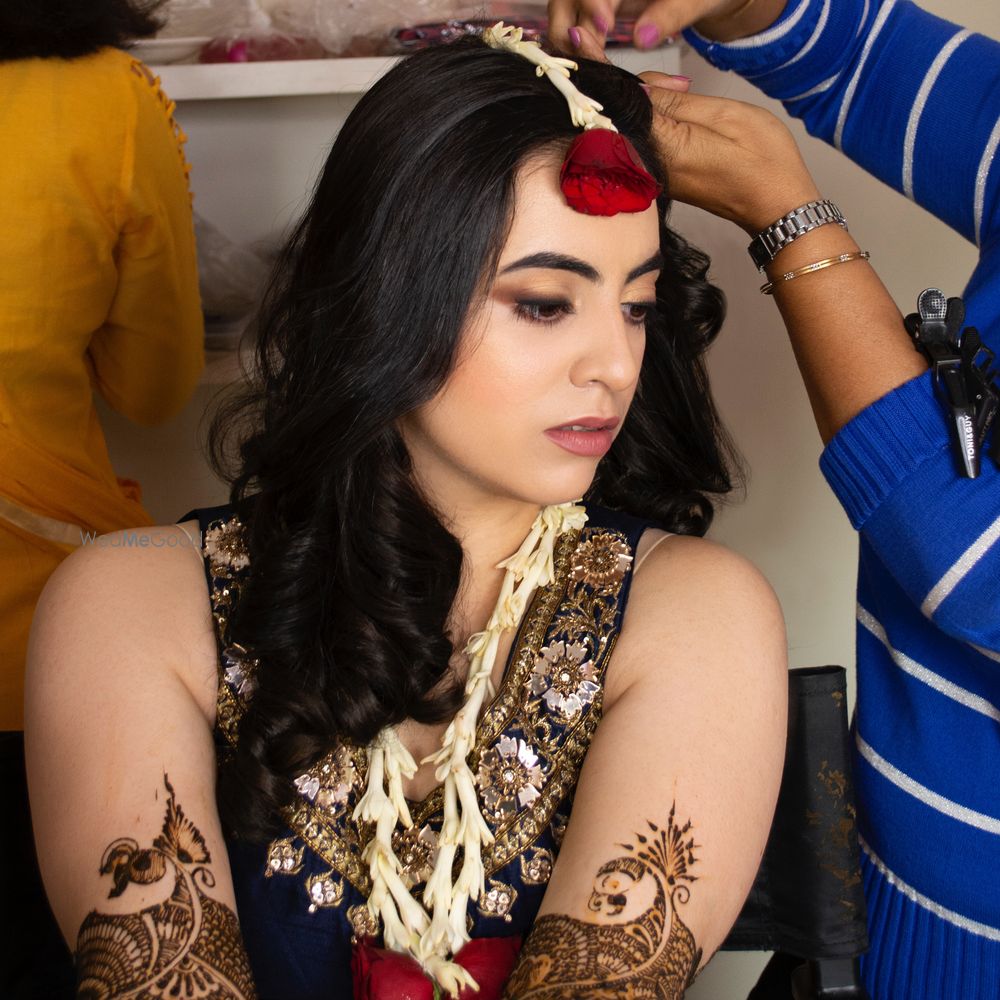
left=686, top=2, right=1000, bottom=996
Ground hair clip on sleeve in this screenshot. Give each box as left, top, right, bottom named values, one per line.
left=483, top=21, right=662, bottom=217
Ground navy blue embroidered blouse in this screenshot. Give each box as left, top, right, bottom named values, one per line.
left=178, top=501, right=652, bottom=999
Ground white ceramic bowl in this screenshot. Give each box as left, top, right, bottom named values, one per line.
left=128, top=36, right=211, bottom=64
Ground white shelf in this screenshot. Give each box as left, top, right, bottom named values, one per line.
left=156, top=45, right=680, bottom=101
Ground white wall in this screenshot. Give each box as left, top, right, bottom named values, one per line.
left=97, top=2, right=1000, bottom=995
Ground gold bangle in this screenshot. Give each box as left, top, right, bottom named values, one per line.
left=760, top=250, right=871, bottom=295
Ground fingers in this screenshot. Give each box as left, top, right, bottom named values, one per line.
left=569, top=24, right=613, bottom=63
left=632, top=0, right=725, bottom=48
left=547, top=0, right=620, bottom=54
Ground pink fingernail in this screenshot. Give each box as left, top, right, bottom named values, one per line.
left=671, top=75, right=692, bottom=83
left=569, top=26, right=582, bottom=47
left=594, top=14, right=609, bottom=33
left=640, top=83, right=653, bottom=94
left=637, top=23, right=660, bottom=49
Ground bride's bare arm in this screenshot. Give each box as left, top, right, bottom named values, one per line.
left=24, top=524, right=257, bottom=998
left=504, top=535, right=787, bottom=997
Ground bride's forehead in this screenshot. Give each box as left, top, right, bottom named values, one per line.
left=501, top=166, right=660, bottom=271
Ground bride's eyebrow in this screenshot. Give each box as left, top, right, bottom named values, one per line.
left=497, top=250, right=664, bottom=284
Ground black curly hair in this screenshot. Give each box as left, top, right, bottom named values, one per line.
left=207, top=35, right=739, bottom=840
left=0, top=0, right=164, bottom=59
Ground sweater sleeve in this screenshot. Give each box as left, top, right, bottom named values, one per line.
left=685, top=0, right=1000, bottom=655
left=684, top=0, right=1000, bottom=250
left=87, top=59, right=204, bottom=426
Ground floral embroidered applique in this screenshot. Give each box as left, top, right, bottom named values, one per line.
left=477, top=736, right=546, bottom=822
left=294, top=745, right=358, bottom=820
left=528, top=640, right=599, bottom=720
left=569, top=532, right=633, bottom=589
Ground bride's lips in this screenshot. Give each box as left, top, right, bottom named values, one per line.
left=544, top=416, right=620, bottom=457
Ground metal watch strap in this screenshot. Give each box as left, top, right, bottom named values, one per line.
left=747, top=200, right=848, bottom=271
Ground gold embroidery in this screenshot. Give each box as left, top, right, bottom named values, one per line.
left=477, top=735, right=546, bottom=822
left=528, top=640, right=598, bottom=720
left=306, top=871, right=345, bottom=912
left=478, top=880, right=518, bottom=922
left=520, top=848, right=554, bottom=886
left=264, top=837, right=304, bottom=878
left=204, top=517, right=250, bottom=573
left=294, top=745, right=357, bottom=820
left=392, top=823, right=439, bottom=889
left=205, top=516, right=635, bottom=922
left=348, top=904, right=380, bottom=939
left=569, top=532, right=632, bottom=589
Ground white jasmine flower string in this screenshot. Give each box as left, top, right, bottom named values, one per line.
left=355, top=501, right=587, bottom=996
left=482, top=22, right=617, bottom=132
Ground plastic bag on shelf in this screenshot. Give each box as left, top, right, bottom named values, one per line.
left=194, top=213, right=272, bottom=348
left=264, top=0, right=481, bottom=57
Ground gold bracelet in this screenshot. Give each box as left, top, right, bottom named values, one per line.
left=760, top=250, right=871, bottom=295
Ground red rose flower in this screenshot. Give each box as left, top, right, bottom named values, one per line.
left=559, top=129, right=662, bottom=217
left=352, top=936, right=522, bottom=1000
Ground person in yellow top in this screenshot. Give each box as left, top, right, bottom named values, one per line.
left=0, top=2, right=204, bottom=735
left=1, top=0, right=203, bottom=993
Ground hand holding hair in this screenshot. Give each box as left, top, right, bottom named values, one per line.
left=637, top=82, right=822, bottom=233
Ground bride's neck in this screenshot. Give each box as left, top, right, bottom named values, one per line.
left=435, top=492, right=543, bottom=642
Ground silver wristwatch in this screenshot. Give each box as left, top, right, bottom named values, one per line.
left=747, top=200, right=848, bottom=270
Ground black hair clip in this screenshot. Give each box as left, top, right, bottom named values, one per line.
left=904, top=288, right=1000, bottom=478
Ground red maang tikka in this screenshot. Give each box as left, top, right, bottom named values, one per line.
left=482, top=22, right=662, bottom=217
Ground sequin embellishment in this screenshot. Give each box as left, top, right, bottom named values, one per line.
left=203, top=518, right=250, bottom=573
left=265, top=838, right=305, bottom=878
left=306, top=871, right=345, bottom=912
left=528, top=640, right=599, bottom=720
left=569, top=533, right=633, bottom=589
left=294, top=745, right=357, bottom=820
left=478, top=880, right=519, bottom=922
left=392, top=824, right=440, bottom=889
left=519, top=847, right=554, bottom=886
left=477, top=736, right=546, bottom=822
left=348, top=904, right=380, bottom=940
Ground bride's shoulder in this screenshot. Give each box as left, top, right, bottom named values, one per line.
left=29, top=519, right=219, bottom=721
left=608, top=529, right=787, bottom=704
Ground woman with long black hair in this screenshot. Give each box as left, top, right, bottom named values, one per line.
left=25, top=26, right=786, bottom=999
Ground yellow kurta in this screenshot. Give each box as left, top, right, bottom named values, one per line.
left=0, top=47, right=204, bottom=729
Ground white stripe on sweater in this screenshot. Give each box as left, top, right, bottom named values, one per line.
left=860, top=835, right=1000, bottom=941
left=786, top=73, right=839, bottom=103
left=715, top=0, right=811, bottom=51
left=921, top=512, right=1000, bottom=617
left=858, top=605, right=1000, bottom=722
left=975, top=115, right=1000, bottom=246
left=971, top=642, right=1000, bottom=665
left=856, top=733, right=1000, bottom=835
left=834, top=0, right=897, bottom=150
left=903, top=30, right=971, bottom=199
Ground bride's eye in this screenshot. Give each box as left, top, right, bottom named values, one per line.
left=623, top=302, right=656, bottom=327
left=513, top=299, right=573, bottom=325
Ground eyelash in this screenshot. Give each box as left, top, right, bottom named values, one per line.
left=513, top=299, right=656, bottom=328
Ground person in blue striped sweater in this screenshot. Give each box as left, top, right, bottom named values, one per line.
left=549, top=0, right=1000, bottom=996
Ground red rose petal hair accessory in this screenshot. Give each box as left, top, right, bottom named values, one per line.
left=482, top=22, right=662, bottom=216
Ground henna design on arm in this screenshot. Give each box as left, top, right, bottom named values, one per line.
left=74, top=774, right=257, bottom=999
left=503, top=804, right=702, bottom=999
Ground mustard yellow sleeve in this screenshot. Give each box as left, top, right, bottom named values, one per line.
left=87, top=59, right=204, bottom=426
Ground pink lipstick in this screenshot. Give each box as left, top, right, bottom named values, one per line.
left=544, top=416, right=620, bottom=457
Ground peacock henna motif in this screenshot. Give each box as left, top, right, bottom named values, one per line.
left=74, top=774, right=257, bottom=999
left=502, top=804, right=703, bottom=998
